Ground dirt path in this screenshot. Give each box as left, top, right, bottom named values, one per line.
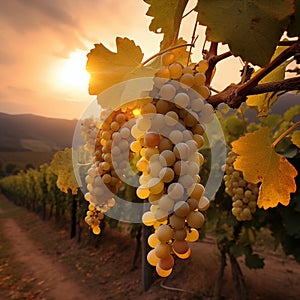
left=0, top=207, right=91, bottom=300
left=1, top=195, right=300, bottom=300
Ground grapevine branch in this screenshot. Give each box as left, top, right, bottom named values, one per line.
left=208, top=76, right=300, bottom=108
left=142, top=43, right=195, bottom=66
left=207, top=41, right=300, bottom=108
left=202, top=41, right=232, bottom=85
left=272, top=120, right=300, bottom=148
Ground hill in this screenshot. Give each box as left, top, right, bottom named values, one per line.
left=0, top=113, right=77, bottom=152
left=0, top=113, right=78, bottom=175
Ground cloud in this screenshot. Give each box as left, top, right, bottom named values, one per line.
left=0, top=49, right=15, bottom=65
left=17, top=0, right=77, bottom=27
left=0, top=0, right=163, bottom=119
left=0, top=85, right=89, bottom=120
left=0, top=0, right=78, bottom=33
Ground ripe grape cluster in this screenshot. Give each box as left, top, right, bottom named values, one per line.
left=80, top=117, right=99, bottom=154
left=81, top=50, right=214, bottom=277
left=224, top=151, right=259, bottom=221
left=83, top=106, right=137, bottom=234
left=84, top=204, right=104, bottom=235
left=137, top=51, right=214, bottom=276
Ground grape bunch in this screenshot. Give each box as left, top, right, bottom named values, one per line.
left=80, top=117, right=99, bottom=154
left=224, top=151, right=259, bottom=221
left=82, top=50, right=214, bottom=276
left=83, top=106, right=138, bottom=234
left=84, top=204, right=104, bottom=235
left=135, top=51, right=214, bottom=276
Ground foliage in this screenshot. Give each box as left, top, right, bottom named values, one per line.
left=144, top=0, right=188, bottom=49
left=246, top=45, right=291, bottom=115
left=232, top=127, right=298, bottom=209
left=292, top=130, right=300, bottom=148
left=2, top=0, right=300, bottom=297
left=82, top=0, right=300, bottom=292
left=50, top=148, right=78, bottom=195
left=195, top=0, right=296, bottom=66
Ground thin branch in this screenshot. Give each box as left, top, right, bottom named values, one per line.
left=182, top=6, right=196, bottom=18
left=211, top=51, right=232, bottom=64
left=160, top=280, right=201, bottom=297
left=205, top=49, right=232, bottom=85
left=247, top=76, right=300, bottom=95
left=187, top=13, right=199, bottom=66
left=207, top=76, right=300, bottom=108
left=236, top=41, right=300, bottom=97
left=209, top=86, right=221, bottom=93
left=142, top=43, right=195, bottom=66
left=240, top=62, right=249, bottom=84
left=204, top=42, right=218, bottom=85
left=278, top=40, right=299, bottom=46
left=272, top=120, right=300, bottom=148
left=238, top=106, right=248, bottom=134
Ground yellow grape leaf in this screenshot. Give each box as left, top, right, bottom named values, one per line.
left=87, top=37, right=148, bottom=95
left=171, top=38, right=190, bottom=66
left=50, top=148, right=78, bottom=195
left=246, top=45, right=290, bottom=116
left=232, top=127, right=298, bottom=209
left=291, top=130, right=300, bottom=148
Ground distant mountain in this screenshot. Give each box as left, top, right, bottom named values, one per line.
left=0, top=113, right=77, bottom=152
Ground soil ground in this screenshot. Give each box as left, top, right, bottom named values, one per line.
left=0, top=194, right=300, bottom=300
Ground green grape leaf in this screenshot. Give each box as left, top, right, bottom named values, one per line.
left=283, top=105, right=300, bottom=122
left=87, top=37, right=147, bottom=95
left=259, top=114, right=282, bottom=128
left=195, top=0, right=294, bottom=66
left=144, top=0, right=188, bottom=49
left=291, top=130, right=300, bottom=148
left=230, top=244, right=251, bottom=258
left=245, top=253, right=265, bottom=269
left=287, top=1, right=300, bottom=36
left=232, top=127, right=298, bottom=209
left=238, top=227, right=256, bottom=246
left=246, top=46, right=291, bottom=115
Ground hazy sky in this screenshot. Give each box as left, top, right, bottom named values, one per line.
left=0, top=0, right=242, bottom=120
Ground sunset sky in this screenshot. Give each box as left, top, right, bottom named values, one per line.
left=0, top=0, right=243, bottom=120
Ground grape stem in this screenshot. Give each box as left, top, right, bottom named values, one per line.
left=203, top=42, right=232, bottom=85
left=271, top=120, right=300, bottom=148
left=182, top=6, right=196, bottom=18
left=187, top=13, right=199, bottom=66
left=141, top=43, right=195, bottom=66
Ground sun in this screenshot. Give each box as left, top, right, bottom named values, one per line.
left=57, top=51, right=90, bottom=91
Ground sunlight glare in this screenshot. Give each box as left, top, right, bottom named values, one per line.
left=58, top=51, right=90, bottom=90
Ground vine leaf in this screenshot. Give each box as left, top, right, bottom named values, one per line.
left=144, top=0, right=188, bottom=49
left=195, top=0, right=294, bottom=66
left=86, top=37, right=146, bottom=95
left=246, top=45, right=290, bottom=116
left=283, top=105, right=300, bottom=122
left=291, top=130, right=300, bottom=148
left=232, top=127, right=298, bottom=209
left=245, top=254, right=265, bottom=269
left=50, top=148, right=78, bottom=195
left=171, top=38, right=190, bottom=65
